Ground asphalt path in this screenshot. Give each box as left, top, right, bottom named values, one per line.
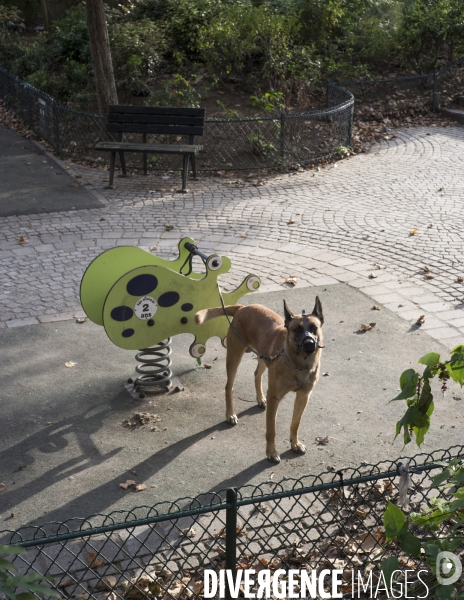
left=0, top=125, right=102, bottom=217
left=1, top=284, right=462, bottom=528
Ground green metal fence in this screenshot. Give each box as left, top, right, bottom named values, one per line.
left=1, top=445, right=463, bottom=600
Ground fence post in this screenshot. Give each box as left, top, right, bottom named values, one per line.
left=225, top=488, right=237, bottom=600
left=52, top=99, right=61, bottom=156
left=280, top=112, right=286, bottom=163
left=432, top=71, right=438, bottom=113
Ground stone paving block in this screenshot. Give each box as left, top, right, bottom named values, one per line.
left=425, top=327, right=461, bottom=340
left=38, top=312, right=74, bottom=323
left=6, top=317, right=39, bottom=327
left=417, top=301, right=454, bottom=313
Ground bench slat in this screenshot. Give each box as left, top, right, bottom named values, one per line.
left=108, top=114, right=205, bottom=126
left=107, top=123, right=204, bottom=135
left=95, top=142, right=203, bottom=154
left=109, top=105, right=205, bottom=117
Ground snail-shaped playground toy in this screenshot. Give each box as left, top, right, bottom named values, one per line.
left=80, top=237, right=261, bottom=394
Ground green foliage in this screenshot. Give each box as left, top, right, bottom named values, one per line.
left=250, top=90, right=285, bottom=113
left=147, top=73, right=202, bottom=107
left=381, top=345, right=464, bottom=598
left=381, top=461, right=464, bottom=598
left=0, top=544, right=61, bottom=600
left=391, top=345, right=464, bottom=447
left=196, top=2, right=317, bottom=87
left=248, top=132, right=277, bottom=155
left=398, top=0, right=464, bottom=70
left=109, top=19, right=167, bottom=90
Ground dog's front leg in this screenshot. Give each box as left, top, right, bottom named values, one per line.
left=265, top=391, right=282, bottom=463
left=289, top=390, right=311, bottom=454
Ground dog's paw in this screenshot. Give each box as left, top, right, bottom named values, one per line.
left=291, top=441, right=306, bottom=455
left=256, top=397, right=266, bottom=409
left=267, top=452, right=281, bottom=464
left=227, top=414, right=238, bottom=426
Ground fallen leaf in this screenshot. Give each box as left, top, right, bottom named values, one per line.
left=74, top=174, right=82, bottom=179
left=64, top=166, right=70, bottom=170
left=373, top=263, right=382, bottom=269
left=269, top=472, right=275, bottom=480
left=76, top=317, right=87, bottom=324
left=181, top=527, right=196, bottom=538
left=149, top=245, right=158, bottom=251
left=424, top=274, right=434, bottom=279
left=409, top=229, right=419, bottom=235
left=119, top=479, right=137, bottom=490
left=284, top=277, right=298, bottom=286
left=100, top=217, right=106, bottom=221
left=87, top=552, right=105, bottom=569
left=421, top=265, right=430, bottom=272
left=372, top=305, right=381, bottom=310
left=457, top=277, right=464, bottom=283
left=416, top=315, right=425, bottom=325
left=57, top=577, right=74, bottom=588
left=360, top=323, right=376, bottom=331
left=287, top=220, right=296, bottom=224
left=428, top=223, right=433, bottom=228
left=165, top=225, right=173, bottom=231
left=134, top=484, right=147, bottom=492
left=322, top=372, right=329, bottom=377
left=203, top=363, right=212, bottom=369
left=0, top=483, right=6, bottom=492
left=240, top=235, right=246, bottom=238
left=65, top=361, right=77, bottom=368
left=316, top=436, right=329, bottom=445
left=18, top=236, right=27, bottom=243
left=368, top=273, right=377, bottom=279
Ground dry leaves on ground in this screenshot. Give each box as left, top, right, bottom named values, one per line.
left=372, top=305, right=381, bottom=310
left=0, top=483, right=6, bottom=492
left=416, top=315, right=425, bottom=325
left=316, top=436, right=329, bottom=445
left=119, top=480, right=147, bottom=492
left=284, top=277, right=298, bottom=286
left=18, top=236, right=27, bottom=243
left=65, top=361, right=77, bottom=368
left=87, top=552, right=105, bottom=569
left=123, top=413, right=162, bottom=429
left=360, top=323, right=376, bottom=331
left=409, top=229, right=419, bottom=235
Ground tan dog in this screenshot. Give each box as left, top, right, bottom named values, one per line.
left=195, top=298, right=324, bottom=463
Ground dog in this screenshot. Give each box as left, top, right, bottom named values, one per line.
left=195, top=297, right=324, bottom=463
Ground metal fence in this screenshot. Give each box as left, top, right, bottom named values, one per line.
left=1, top=445, right=463, bottom=600
left=0, top=65, right=353, bottom=172
left=0, top=59, right=463, bottom=173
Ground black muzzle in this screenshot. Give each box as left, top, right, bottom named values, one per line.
left=297, top=309, right=318, bottom=356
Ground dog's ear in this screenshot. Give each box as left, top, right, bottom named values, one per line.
left=312, top=296, right=324, bottom=325
left=283, top=300, right=294, bottom=328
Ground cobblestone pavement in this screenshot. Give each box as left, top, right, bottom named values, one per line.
left=1, top=125, right=464, bottom=349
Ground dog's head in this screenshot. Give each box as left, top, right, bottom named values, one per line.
left=283, top=297, right=324, bottom=356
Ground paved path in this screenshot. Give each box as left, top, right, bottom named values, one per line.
left=1, top=125, right=464, bottom=349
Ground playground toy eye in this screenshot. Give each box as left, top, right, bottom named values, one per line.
left=207, top=256, right=222, bottom=270
left=80, top=237, right=261, bottom=394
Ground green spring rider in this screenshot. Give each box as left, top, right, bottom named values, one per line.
left=80, top=237, right=261, bottom=395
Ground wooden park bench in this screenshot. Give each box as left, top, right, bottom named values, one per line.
left=95, top=106, right=206, bottom=193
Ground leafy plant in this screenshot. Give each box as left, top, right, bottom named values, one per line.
left=147, top=73, right=202, bottom=107
left=392, top=345, right=464, bottom=446
left=333, top=144, right=350, bottom=156
left=248, top=132, right=276, bottom=155
left=0, top=544, right=61, bottom=600
left=250, top=90, right=285, bottom=113
left=379, top=345, right=464, bottom=598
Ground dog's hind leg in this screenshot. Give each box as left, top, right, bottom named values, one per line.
left=289, top=390, right=311, bottom=454
left=225, top=331, right=246, bottom=426
left=254, top=359, right=267, bottom=408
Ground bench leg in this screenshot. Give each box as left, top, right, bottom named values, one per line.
left=118, top=151, right=128, bottom=177
left=177, top=154, right=189, bottom=193
left=107, top=151, right=116, bottom=188
left=143, top=152, right=148, bottom=176
left=190, top=153, right=199, bottom=180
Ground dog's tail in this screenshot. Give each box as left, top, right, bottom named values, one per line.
left=195, top=304, right=243, bottom=325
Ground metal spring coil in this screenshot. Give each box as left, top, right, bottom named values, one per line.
left=134, top=338, right=172, bottom=393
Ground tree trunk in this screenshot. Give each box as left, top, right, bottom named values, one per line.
left=39, top=0, right=49, bottom=30
left=85, top=0, right=118, bottom=115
